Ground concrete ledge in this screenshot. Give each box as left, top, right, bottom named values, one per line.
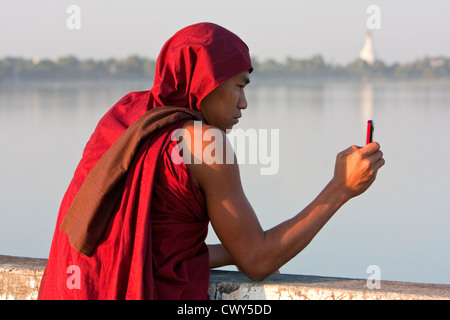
left=0, top=255, right=47, bottom=300
left=1, top=255, right=449, bottom=300
left=208, top=270, right=450, bottom=300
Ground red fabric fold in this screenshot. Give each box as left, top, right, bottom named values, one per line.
left=59, top=106, right=205, bottom=257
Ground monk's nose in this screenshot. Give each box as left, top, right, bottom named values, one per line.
left=238, top=92, right=247, bottom=109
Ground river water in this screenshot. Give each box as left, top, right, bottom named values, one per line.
left=1, top=79, right=449, bottom=284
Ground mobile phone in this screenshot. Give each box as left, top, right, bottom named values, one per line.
left=366, top=120, right=374, bottom=144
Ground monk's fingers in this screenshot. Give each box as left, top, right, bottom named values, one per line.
left=373, top=156, right=385, bottom=171
left=361, top=142, right=381, bottom=156
left=367, top=149, right=384, bottom=163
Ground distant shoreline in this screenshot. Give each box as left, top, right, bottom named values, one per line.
left=2, top=55, right=450, bottom=85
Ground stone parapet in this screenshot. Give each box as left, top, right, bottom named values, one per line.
left=1, top=255, right=449, bottom=300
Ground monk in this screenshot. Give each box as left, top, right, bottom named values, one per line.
left=38, top=22, right=384, bottom=300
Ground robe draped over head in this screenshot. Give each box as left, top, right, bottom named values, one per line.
left=38, top=22, right=252, bottom=300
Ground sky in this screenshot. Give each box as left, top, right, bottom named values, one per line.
left=1, top=0, right=449, bottom=65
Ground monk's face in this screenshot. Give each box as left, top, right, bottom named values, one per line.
left=200, top=71, right=250, bottom=132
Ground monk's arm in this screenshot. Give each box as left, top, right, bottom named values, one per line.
left=205, top=174, right=349, bottom=281
left=185, top=124, right=384, bottom=281
left=207, top=244, right=234, bottom=269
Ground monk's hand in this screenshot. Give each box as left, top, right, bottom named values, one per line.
left=332, top=142, right=385, bottom=200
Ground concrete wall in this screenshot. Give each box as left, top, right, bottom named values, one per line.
left=1, top=254, right=449, bottom=300
left=0, top=255, right=46, bottom=300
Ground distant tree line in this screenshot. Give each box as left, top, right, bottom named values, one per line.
left=0, top=56, right=156, bottom=82
left=252, top=55, right=450, bottom=81
left=1, top=54, right=450, bottom=83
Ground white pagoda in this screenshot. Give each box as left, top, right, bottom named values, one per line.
left=359, top=31, right=376, bottom=65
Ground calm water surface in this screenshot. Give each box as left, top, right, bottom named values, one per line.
left=1, top=80, right=449, bottom=284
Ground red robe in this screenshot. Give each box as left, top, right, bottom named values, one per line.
left=38, top=22, right=252, bottom=300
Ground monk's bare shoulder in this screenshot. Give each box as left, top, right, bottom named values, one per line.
left=180, top=120, right=240, bottom=192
